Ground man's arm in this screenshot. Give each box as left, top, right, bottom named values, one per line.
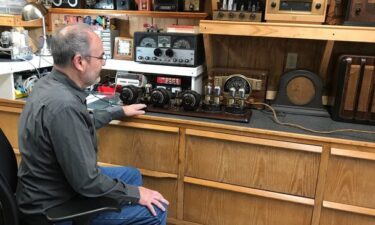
left=90, top=104, right=146, bottom=129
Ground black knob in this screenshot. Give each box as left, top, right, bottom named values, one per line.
left=154, top=48, right=162, bottom=57
left=152, top=57, right=157, bottom=60
left=218, top=12, right=224, bottom=18
left=179, top=59, right=183, bottom=63
left=315, top=3, right=321, bottom=9
left=138, top=56, right=143, bottom=60
left=239, top=13, right=245, bottom=19
left=173, top=58, right=177, bottom=62
left=229, top=12, right=235, bottom=18
left=250, top=13, right=256, bottom=19
left=145, top=56, right=150, bottom=60
left=120, top=85, right=139, bottom=105
left=165, top=49, right=174, bottom=57
left=271, top=2, right=277, bottom=7
left=355, top=7, right=361, bottom=15
left=185, top=59, right=189, bottom=63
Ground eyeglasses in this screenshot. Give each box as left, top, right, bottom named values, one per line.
left=85, top=54, right=108, bottom=65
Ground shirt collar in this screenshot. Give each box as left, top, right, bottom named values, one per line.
left=50, top=68, right=89, bottom=103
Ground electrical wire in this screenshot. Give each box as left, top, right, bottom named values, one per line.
left=251, top=102, right=375, bottom=135
left=0, top=51, right=41, bottom=78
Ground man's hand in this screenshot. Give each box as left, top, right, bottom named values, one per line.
left=138, top=186, right=169, bottom=216
left=123, top=104, right=147, bottom=117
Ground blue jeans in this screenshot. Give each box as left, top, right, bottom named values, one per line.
left=57, top=166, right=168, bottom=225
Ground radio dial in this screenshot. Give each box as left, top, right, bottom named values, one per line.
left=120, top=85, right=139, bottom=105
left=150, top=88, right=171, bottom=107
left=165, top=49, right=174, bottom=57
left=315, top=3, right=321, bottom=9
left=271, top=2, right=277, bottom=7
left=154, top=48, right=162, bottom=57
left=181, top=90, right=201, bottom=111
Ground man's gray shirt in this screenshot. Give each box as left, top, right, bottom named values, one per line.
left=16, top=68, right=140, bottom=215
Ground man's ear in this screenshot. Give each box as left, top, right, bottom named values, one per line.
left=71, top=54, right=86, bottom=72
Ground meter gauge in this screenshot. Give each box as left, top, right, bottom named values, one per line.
left=172, top=39, right=191, bottom=49
left=158, top=36, right=171, bottom=48
left=139, top=37, right=157, bottom=48
left=223, top=74, right=252, bottom=94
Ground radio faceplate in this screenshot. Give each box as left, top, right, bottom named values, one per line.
left=265, top=0, right=328, bottom=23
left=134, top=32, right=204, bottom=67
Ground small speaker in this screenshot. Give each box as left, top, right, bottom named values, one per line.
left=52, top=0, right=84, bottom=8
left=116, top=0, right=136, bottom=9
left=273, top=69, right=329, bottom=116
left=331, top=55, right=375, bottom=125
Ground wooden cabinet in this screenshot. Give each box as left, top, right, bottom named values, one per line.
left=1, top=99, right=375, bottom=225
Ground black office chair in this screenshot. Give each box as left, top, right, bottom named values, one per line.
left=0, top=128, right=121, bottom=225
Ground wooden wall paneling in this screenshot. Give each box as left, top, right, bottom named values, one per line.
left=185, top=130, right=321, bottom=198
left=97, top=124, right=179, bottom=174
left=324, top=149, right=375, bottom=209
left=210, top=35, right=230, bottom=68
left=311, top=144, right=331, bottom=225
left=176, top=19, right=199, bottom=26
left=183, top=184, right=314, bottom=225
left=143, top=176, right=178, bottom=219
left=320, top=208, right=375, bottom=225
left=152, top=18, right=177, bottom=31
left=128, top=16, right=152, bottom=35
left=284, top=39, right=325, bottom=75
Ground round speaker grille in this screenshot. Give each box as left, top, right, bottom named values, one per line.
left=286, top=76, right=315, bottom=106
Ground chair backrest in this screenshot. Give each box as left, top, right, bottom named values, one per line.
left=0, top=128, right=18, bottom=193
left=0, top=128, right=19, bottom=225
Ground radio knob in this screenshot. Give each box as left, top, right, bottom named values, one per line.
left=250, top=13, right=256, bottom=19
left=271, top=2, right=277, bottom=7
left=152, top=57, right=157, bottom=60
left=185, top=59, right=189, bottom=63
left=165, top=49, right=174, bottom=57
left=315, top=3, right=321, bottom=9
left=229, top=12, right=235, bottom=18
left=154, top=48, right=162, bottom=57
left=239, top=13, right=245, bottom=19
left=179, top=59, right=183, bottom=63
left=218, top=12, right=224, bottom=18
left=138, top=56, right=143, bottom=60
left=173, top=58, right=178, bottom=62
left=145, top=56, right=150, bottom=60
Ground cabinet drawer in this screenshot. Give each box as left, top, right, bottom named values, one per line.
left=98, top=122, right=179, bottom=174
left=325, top=148, right=375, bottom=208
left=143, top=177, right=178, bottom=219
left=185, top=129, right=322, bottom=198
left=184, top=183, right=313, bottom=225
left=320, top=208, right=375, bottom=225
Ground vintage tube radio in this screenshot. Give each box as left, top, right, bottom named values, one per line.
left=344, top=0, right=375, bottom=26
left=265, top=0, right=328, bottom=23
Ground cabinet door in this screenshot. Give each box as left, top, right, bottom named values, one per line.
left=97, top=122, right=179, bottom=174
left=325, top=147, right=375, bottom=208
left=185, top=129, right=322, bottom=198
left=184, top=183, right=314, bottom=225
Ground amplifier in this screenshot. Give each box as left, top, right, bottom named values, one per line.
left=154, top=0, right=182, bottom=11
left=134, top=32, right=204, bottom=67
left=86, top=0, right=115, bottom=9
left=116, top=0, right=136, bottom=9
left=265, top=0, right=328, bottom=23
left=52, top=0, right=84, bottom=8
left=331, top=55, right=375, bottom=125
left=344, top=0, right=375, bottom=26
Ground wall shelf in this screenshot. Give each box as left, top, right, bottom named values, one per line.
left=199, top=20, right=375, bottom=43
left=0, top=14, right=43, bottom=27
left=48, top=8, right=208, bottom=19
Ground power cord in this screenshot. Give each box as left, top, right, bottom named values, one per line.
left=251, top=102, right=375, bottom=135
